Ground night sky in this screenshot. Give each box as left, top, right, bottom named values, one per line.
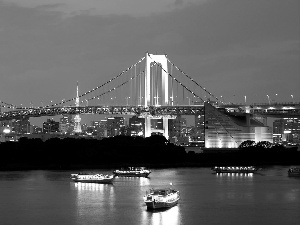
left=0, top=0, right=299, bottom=126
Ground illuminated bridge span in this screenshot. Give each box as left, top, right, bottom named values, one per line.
left=220, top=102, right=300, bottom=117
left=1, top=53, right=300, bottom=139
left=0, top=105, right=205, bottom=120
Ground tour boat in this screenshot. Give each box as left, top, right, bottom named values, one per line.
left=143, top=188, right=180, bottom=210
left=212, top=166, right=260, bottom=173
left=288, top=167, right=300, bottom=177
left=71, top=173, right=114, bottom=184
left=113, top=167, right=151, bottom=178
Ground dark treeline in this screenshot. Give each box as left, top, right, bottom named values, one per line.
left=0, top=136, right=299, bottom=170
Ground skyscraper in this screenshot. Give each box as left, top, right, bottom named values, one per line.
left=60, top=114, right=73, bottom=134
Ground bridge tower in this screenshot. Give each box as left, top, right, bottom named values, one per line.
left=73, top=82, right=82, bottom=133
left=144, top=53, right=169, bottom=139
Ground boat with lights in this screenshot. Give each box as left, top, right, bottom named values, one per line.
left=143, top=188, right=180, bottom=210
left=212, top=166, right=260, bottom=173
left=70, top=173, right=114, bottom=184
left=113, top=167, right=151, bottom=178
left=288, top=167, right=300, bottom=177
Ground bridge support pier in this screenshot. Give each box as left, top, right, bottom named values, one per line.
left=144, top=116, right=169, bottom=140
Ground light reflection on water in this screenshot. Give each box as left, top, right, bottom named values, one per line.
left=72, top=182, right=116, bottom=216
left=1, top=167, right=299, bottom=225
left=141, top=206, right=181, bottom=225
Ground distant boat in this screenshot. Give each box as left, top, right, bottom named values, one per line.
left=288, top=167, right=300, bottom=177
left=143, top=188, right=180, bottom=210
left=212, top=166, right=260, bottom=173
left=71, top=173, right=114, bottom=184
left=113, top=167, right=151, bottom=178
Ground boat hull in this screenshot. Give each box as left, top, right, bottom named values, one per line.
left=288, top=172, right=300, bottom=177
left=213, top=170, right=258, bottom=173
left=145, top=199, right=179, bottom=210
left=113, top=172, right=150, bottom=178
left=72, top=179, right=114, bottom=184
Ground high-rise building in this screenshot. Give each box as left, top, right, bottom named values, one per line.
left=168, top=116, right=187, bottom=138
left=107, top=117, right=125, bottom=137
left=273, top=118, right=300, bottom=144
left=60, top=114, right=73, bottom=134
left=129, top=116, right=145, bottom=136
left=43, top=119, right=59, bottom=133
left=168, top=116, right=188, bottom=144
left=13, top=117, right=30, bottom=134
left=194, top=114, right=205, bottom=143
left=99, top=119, right=108, bottom=137
left=32, top=125, right=43, bottom=134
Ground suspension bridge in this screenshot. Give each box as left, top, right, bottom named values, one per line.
left=1, top=53, right=300, bottom=139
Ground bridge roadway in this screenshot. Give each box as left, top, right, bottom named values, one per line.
left=0, top=105, right=204, bottom=121
left=1, top=102, right=300, bottom=121
left=219, top=102, right=300, bottom=118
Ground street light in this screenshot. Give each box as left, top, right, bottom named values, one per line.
left=267, top=95, right=270, bottom=105
left=291, top=94, right=294, bottom=102
left=244, top=95, right=246, bottom=104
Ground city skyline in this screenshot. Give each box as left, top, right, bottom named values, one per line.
left=0, top=0, right=299, bottom=127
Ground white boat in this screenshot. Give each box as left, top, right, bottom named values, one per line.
left=70, top=173, right=114, bottom=184
left=144, top=188, right=180, bottom=210
left=212, top=166, right=260, bottom=173
left=113, top=167, right=151, bottom=178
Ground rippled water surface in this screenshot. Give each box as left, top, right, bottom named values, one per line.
left=1, top=166, right=300, bottom=225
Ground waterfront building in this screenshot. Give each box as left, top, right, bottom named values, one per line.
left=60, top=114, right=73, bottom=134
left=273, top=118, right=300, bottom=144
left=43, top=119, right=59, bottom=134
left=193, top=114, right=205, bottom=145
left=168, top=116, right=187, bottom=144
left=129, top=116, right=145, bottom=136
left=204, top=102, right=272, bottom=148
left=31, top=125, right=42, bottom=134
left=107, top=117, right=125, bottom=137
left=98, top=119, right=108, bottom=137
left=13, top=117, right=30, bottom=134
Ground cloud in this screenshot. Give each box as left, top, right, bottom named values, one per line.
left=2, top=0, right=208, bottom=17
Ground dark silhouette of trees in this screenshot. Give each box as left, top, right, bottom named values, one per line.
left=1, top=136, right=299, bottom=170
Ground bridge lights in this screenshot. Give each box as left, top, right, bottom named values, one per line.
left=186, top=97, right=190, bottom=105
left=125, top=97, right=130, bottom=106
left=266, top=95, right=270, bottom=105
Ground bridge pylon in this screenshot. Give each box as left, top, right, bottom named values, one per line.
left=144, top=53, right=169, bottom=139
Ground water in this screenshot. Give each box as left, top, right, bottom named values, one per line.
left=1, top=166, right=299, bottom=225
